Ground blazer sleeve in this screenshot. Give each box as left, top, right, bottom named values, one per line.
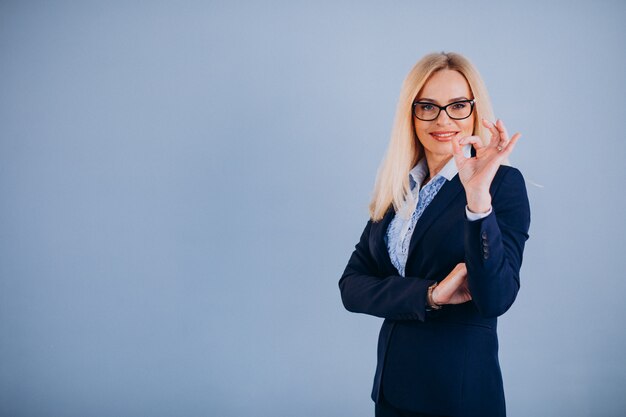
left=464, top=167, right=531, bottom=318
left=338, top=220, right=436, bottom=321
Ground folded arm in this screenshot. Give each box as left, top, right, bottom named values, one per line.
left=338, top=221, right=435, bottom=321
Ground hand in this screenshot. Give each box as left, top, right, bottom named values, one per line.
left=451, top=119, right=521, bottom=213
left=432, top=263, right=472, bottom=305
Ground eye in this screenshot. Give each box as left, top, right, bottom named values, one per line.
left=450, top=102, right=467, bottom=110
left=419, top=104, right=435, bottom=111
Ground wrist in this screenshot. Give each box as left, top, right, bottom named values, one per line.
left=427, top=283, right=442, bottom=310
left=466, top=191, right=491, bottom=214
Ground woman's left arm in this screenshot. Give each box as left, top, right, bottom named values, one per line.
left=464, top=167, right=530, bottom=317
left=452, top=119, right=531, bottom=318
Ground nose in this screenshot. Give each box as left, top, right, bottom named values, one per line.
left=435, top=108, right=453, bottom=125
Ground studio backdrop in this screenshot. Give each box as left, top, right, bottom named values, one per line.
left=1, top=1, right=625, bottom=416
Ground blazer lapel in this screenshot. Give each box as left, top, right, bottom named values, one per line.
left=407, top=175, right=464, bottom=259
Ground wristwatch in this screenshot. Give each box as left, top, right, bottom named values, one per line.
left=427, top=283, right=442, bottom=310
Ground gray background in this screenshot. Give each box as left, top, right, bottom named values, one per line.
left=1, top=1, right=625, bottom=416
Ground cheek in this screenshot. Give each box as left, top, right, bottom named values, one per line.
left=460, top=119, right=475, bottom=135
left=413, top=122, right=427, bottom=138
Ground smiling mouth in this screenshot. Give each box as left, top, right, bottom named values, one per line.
left=430, top=131, right=459, bottom=141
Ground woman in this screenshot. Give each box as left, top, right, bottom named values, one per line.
left=339, top=52, right=530, bottom=417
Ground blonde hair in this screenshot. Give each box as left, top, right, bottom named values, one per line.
left=368, top=52, right=495, bottom=221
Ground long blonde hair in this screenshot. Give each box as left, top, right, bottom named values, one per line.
left=369, top=52, right=495, bottom=221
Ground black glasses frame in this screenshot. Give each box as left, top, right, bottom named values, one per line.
left=412, top=99, right=476, bottom=121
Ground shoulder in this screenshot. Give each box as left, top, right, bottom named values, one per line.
left=491, top=165, right=526, bottom=196
left=494, top=164, right=525, bottom=184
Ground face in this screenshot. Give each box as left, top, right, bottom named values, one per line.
left=413, top=69, right=475, bottom=160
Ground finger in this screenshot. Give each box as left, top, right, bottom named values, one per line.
left=495, top=119, right=510, bottom=142
left=439, top=274, right=464, bottom=296
left=450, top=264, right=468, bottom=283
left=458, top=135, right=485, bottom=149
left=482, top=118, right=501, bottom=147
left=481, top=118, right=493, bottom=128
left=500, top=133, right=521, bottom=157
left=451, top=136, right=466, bottom=166
left=441, top=263, right=465, bottom=286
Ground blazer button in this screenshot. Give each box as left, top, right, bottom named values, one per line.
left=481, top=231, right=488, bottom=239
left=482, top=240, right=489, bottom=247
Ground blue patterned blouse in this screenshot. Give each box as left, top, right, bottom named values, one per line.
left=385, top=146, right=473, bottom=277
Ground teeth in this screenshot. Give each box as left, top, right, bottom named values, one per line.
left=431, top=132, right=456, bottom=138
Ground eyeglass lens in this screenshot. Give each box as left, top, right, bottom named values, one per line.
left=414, top=101, right=473, bottom=121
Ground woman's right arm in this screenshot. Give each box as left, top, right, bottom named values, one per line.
left=338, top=220, right=437, bottom=321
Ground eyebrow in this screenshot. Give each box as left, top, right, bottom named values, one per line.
left=415, top=96, right=471, bottom=104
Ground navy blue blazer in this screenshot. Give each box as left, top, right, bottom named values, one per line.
left=339, top=165, right=530, bottom=417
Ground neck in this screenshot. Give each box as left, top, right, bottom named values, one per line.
left=424, top=151, right=453, bottom=181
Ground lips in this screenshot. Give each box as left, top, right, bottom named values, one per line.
left=429, top=131, right=459, bottom=142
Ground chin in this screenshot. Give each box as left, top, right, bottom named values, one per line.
left=424, top=143, right=453, bottom=156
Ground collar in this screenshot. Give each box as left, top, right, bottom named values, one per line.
left=409, top=144, right=471, bottom=189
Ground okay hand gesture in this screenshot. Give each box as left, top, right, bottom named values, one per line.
left=451, top=119, right=521, bottom=213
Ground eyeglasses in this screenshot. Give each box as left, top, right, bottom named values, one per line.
left=412, top=99, right=476, bottom=121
